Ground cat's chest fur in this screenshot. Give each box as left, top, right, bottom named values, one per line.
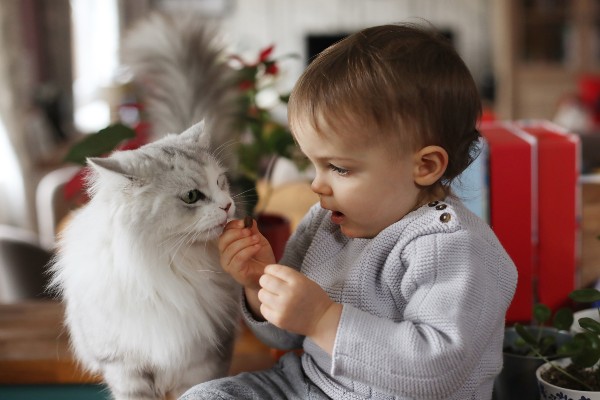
left=59, top=209, right=239, bottom=369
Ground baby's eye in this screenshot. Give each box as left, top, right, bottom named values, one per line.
left=181, top=189, right=207, bottom=204
left=328, top=163, right=349, bottom=176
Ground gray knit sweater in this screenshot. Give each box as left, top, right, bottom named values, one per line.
left=243, top=197, right=517, bottom=399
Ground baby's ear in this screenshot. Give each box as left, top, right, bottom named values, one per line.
left=412, top=146, right=448, bottom=186
left=180, top=120, right=210, bottom=148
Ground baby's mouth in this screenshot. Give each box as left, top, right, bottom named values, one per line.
left=330, top=210, right=345, bottom=224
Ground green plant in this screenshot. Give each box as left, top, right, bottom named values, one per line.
left=62, top=122, right=141, bottom=205
left=63, top=45, right=303, bottom=215
left=229, top=45, right=303, bottom=215
left=516, top=288, right=600, bottom=391
left=511, top=304, right=573, bottom=357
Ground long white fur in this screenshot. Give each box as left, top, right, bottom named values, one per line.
left=50, top=12, right=242, bottom=399
left=120, top=11, right=238, bottom=169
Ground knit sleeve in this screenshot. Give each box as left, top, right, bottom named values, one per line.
left=330, top=229, right=516, bottom=397
left=241, top=203, right=322, bottom=350
left=240, top=289, right=304, bottom=350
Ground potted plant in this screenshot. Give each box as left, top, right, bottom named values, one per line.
left=229, top=45, right=302, bottom=216
left=62, top=46, right=302, bottom=259
left=494, top=304, right=574, bottom=400
left=516, top=288, right=600, bottom=398
left=227, top=46, right=304, bottom=259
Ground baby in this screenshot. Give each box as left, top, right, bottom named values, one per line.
left=182, top=22, right=517, bottom=400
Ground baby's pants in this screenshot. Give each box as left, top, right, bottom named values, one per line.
left=179, top=352, right=330, bottom=400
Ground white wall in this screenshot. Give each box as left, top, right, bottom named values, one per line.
left=210, top=0, right=492, bottom=92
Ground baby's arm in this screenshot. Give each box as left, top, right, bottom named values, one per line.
left=258, top=264, right=342, bottom=354
left=222, top=204, right=323, bottom=349
left=218, top=218, right=276, bottom=319
left=330, top=231, right=517, bottom=397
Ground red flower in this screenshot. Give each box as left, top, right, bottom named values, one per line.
left=258, top=45, right=275, bottom=63
left=63, top=118, right=150, bottom=205
left=63, top=168, right=90, bottom=204
left=119, top=121, right=150, bottom=151
left=239, top=80, right=254, bottom=91
left=265, top=62, right=278, bottom=75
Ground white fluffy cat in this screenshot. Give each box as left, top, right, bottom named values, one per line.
left=50, top=122, right=240, bottom=399
left=50, top=12, right=243, bottom=400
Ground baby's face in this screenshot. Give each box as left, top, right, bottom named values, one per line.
left=294, top=121, right=422, bottom=239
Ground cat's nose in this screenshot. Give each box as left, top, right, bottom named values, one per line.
left=221, top=202, right=232, bottom=212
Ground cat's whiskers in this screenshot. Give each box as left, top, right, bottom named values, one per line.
left=167, top=236, right=189, bottom=263
left=211, top=138, right=240, bottom=161
left=232, top=190, right=260, bottom=213
left=164, top=234, right=189, bottom=258
left=167, top=223, right=199, bottom=261
left=160, top=219, right=200, bottom=255
left=178, top=229, right=201, bottom=256
left=231, top=187, right=259, bottom=199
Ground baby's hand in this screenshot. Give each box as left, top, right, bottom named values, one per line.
left=218, top=217, right=276, bottom=290
left=258, top=264, right=335, bottom=337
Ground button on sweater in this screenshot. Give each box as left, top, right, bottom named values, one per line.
left=243, top=197, right=518, bottom=399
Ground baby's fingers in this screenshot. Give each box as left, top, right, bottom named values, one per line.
left=220, top=234, right=260, bottom=269
left=219, top=222, right=249, bottom=252
left=259, top=270, right=287, bottom=294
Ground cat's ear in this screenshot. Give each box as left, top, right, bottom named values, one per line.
left=180, top=120, right=210, bottom=148
left=87, top=157, right=139, bottom=183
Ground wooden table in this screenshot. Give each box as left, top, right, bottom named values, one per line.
left=0, top=300, right=275, bottom=385
left=0, top=301, right=95, bottom=384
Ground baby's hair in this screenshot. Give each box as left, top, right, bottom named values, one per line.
left=289, top=23, right=482, bottom=196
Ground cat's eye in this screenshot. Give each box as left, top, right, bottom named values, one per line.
left=217, top=175, right=227, bottom=189
left=182, top=189, right=206, bottom=204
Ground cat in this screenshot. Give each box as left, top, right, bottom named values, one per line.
left=50, top=12, right=243, bottom=400
left=50, top=121, right=240, bottom=400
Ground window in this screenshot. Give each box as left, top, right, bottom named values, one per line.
left=70, top=0, right=120, bottom=133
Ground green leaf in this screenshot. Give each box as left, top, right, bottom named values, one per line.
left=514, top=323, right=538, bottom=346
left=557, top=338, right=582, bottom=357
left=569, top=332, right=600, bottom=368
left=569, top=289, right=600, bottom=304
left=513, top=336, right=528, bottom=348
left=64, top=123, right=136, bottom=165
left=579, top=317, right=600, bottom=334
left=533, top=304, right=552, bottom=324
left=238, top=142, right=262, bottom=179
left=539, top=335, right=557, bottom=355
left=264, top=126, right=294, bottom=157
left=553, top=307, right=574, bottom=331
left=237, top=66, right=259, bottom=82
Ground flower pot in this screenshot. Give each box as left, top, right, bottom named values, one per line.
left=536, top=358, right=600, bottom=400
left=494, top=326, right=573, bottom=400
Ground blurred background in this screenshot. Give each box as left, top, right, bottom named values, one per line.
left=0, top=1, right=599, bottom=397
left=0, top=0, right=599, bottom=234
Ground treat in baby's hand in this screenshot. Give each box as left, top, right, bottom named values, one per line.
left=243, top=215, right=253, bottom=229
